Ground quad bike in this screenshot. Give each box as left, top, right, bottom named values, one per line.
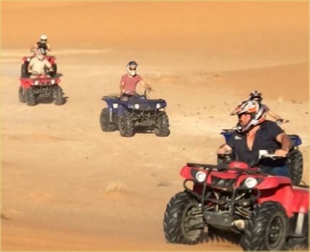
left=19, top=71, right=65, bottom=106
left=219, top=128, right=304, bottom=186
left=163, top=156, right=309, bottom=251
left=21, top=51, right=57, bottom=78
left=99, top=90, right=170, bottom=137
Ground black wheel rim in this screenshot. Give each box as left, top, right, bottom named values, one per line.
left=182, top=204, right=202, bottom=240
left=267, top=215, right=285, bottom=249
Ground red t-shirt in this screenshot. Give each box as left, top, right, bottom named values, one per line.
left=121, top=74, right=142, bottom=93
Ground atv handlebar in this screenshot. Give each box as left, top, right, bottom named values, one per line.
left=258, top=150, right=285, bottom=160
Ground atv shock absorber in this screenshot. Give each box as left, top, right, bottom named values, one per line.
left=109, top=108, right=113, bottom=122
left=295, top=212, right=305, bottom=235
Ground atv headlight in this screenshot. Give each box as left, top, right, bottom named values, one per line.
left=195, top=171, right=207, bottom=182
left=51, top=79, right=55, bottom=84
left=244, top=177, right=258, bottom=188
left=134, top=104, right=140, bottom=109
left=34, top=80, right=39, bottom=85
left=27, top=58, right=31, bottom=62
left=112, top=103, right=118, bottom=108
left=156, top=103, right=161, bottom=109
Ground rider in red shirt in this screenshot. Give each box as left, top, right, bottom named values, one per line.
left=119, top=61, right=152, bottom=97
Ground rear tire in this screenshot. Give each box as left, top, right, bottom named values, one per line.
left=21, top=63, right=29, bottom=78
left=119, top=111, right=135, bottom=137
left=242, top=201, right=289, bottom=251
left=26, top=88, right=36, bottom=106
left=287, top=150, right=303, bottom=186
left=100, top=108, right=117, bottom=132
left=50, top=64, right=57, bottom=77
left=217, top=153, right=236, bottom=166
left=154, top=112, right=170, bottom=137
left=163, top=191, right=204, bottom=244
left=18, top=86, right=26, bottom=103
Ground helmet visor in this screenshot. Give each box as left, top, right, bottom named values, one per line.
left=237, top=112, right=251, bottom=119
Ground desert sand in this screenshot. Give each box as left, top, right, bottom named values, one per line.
left=1, top=1, right=309, bottom=250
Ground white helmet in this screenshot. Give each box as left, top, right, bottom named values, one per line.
left=234, top=100, right=266, bottom=134
left=249, top=90, right=263, bottom=102
left=40, top=34, right=48, bottom=42
left=126, top=61, right=138, bottom=76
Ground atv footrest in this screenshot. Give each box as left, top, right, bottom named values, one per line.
left=204, top=212, right=233, bottom=229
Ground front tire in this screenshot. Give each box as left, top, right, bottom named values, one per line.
left=242, top=201, right=289, bottom=251
left=100, top=108, right=117, bottom=132
left=19, top=86, right=26, bottom=103
left=53, top=86, right=65, bottom=105
left=163, top=191, right=204, bottom=244
left=26, top=88, right=36, bottom=106
left=154, top=112, right=170, bottom=137
left=119, top=111, right=135, bottom=137
left=287, top=150, right=303, bottom=186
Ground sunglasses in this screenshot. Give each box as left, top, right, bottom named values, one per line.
left=237, top=113, right=251, bottom=118
left=129, top=66, right=137, bottom=70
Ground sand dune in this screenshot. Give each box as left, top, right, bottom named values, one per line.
left=1, top=1, right=308, bottom=250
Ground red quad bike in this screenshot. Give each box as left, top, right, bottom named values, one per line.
left=19, top=73, right=65, bottom=106
left=21, top=55, right=57, bottom=78
left=163, top=152, right=308, bottom=251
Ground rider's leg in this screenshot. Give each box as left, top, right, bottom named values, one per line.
left=269, top=165, right=290, bottom=177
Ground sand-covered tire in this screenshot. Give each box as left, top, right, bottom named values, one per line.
left=50, top=64, right=57, bottom=77
left=53, top=86, right=65, bottom=105
left=154, top=112, right=170, bottom=137
left=242, top=201, right=288, bottom=251
left=21, top=63, right=30, bottom=78
left=19, top=86, right=26, bottom=103
left=26, top=88, right=36, bottom=106
left=100, top=108, right=117, bottom=132
left=217, top=153, right=236, bottom=166
left=119, top=111, right=135, bottom=137
left=163, top=191, right=204, bottom=244
left=287, top=150, right=303, bottom=186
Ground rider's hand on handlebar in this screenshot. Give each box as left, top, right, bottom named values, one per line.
left=217, top=147, right=231, bottom=155
left=274, top=149, right=289, bottom=157
left=276, top=119, right=289, bottom=124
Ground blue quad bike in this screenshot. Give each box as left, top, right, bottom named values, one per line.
left=99, top=90, right=170, bottom=137
left=218, top=128, right=304, bottom=186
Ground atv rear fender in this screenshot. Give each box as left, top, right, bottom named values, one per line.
left=291, top=187, right=309, bottom=214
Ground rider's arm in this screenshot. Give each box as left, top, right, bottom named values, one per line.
left=217, top=144, right=232, bottom=154
left=267, top=109, right=283, bottom=121
left=27, top=60, right=34, bottom=73
left=139, top=80, right=152, bottom=90
left=119, top=80, right=125, bottom=93
left=30, top=43, right=38, bottom=53
left=274, top=132, right=292, bottom=157
left=45, top=60, right=52, bottom=71
left=46, top=43, right=51, bottom=51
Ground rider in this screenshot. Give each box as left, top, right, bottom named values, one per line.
left=119, top=61, right=152, bottom=99
left=218, top=100, right=292, bottom=177
left=231, top=90, right=289, bottom=123
left=30, top=34, right=51, bottom=55
left=27, top=49, right=53, bottom=78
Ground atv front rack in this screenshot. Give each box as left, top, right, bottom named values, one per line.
left=183, top=163, right=265, bottom=224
